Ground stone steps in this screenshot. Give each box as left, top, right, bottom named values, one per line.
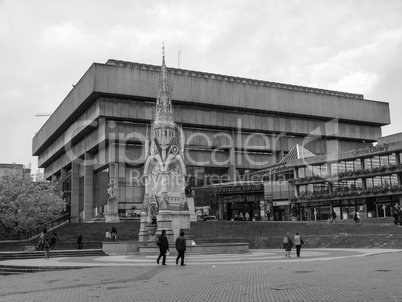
left=0, top=249, right=107, bottom=261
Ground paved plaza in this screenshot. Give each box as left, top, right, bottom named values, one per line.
left=1, top=249, right=402, bottom=301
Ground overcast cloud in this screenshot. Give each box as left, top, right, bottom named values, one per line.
left=1, top=0, right=401, bottom=173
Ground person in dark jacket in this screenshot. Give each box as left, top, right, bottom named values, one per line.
left=50, top=231, right=60, bottom=250
left=77, top=234, right=83, bottom=249
left=157, top=230, right=169, bottom=265
left=175, top=231, right=187, bottom=266
left=111, top=226, right=117, bottom=241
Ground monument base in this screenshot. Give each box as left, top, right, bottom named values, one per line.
left=186, top=197, right=197, bottom=222
left=103, top=241, right=139, bottom=255
left=105, top=213, right=120, bottom=223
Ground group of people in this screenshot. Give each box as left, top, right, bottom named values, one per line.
left=37, top=228, right=62, bottom=259
left=327, top=211, right=337, bottom=224
left=393, top=206, right=402, bottom=225
left=156, top=230, right=187, bottom=266
left=105, top=226, right=118, bottom=241
left=282, top=232, right=304, bottom=258
left=238, top=212, right=251, bottom=221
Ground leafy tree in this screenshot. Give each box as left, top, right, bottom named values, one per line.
left=0, top=166, right=64, bottom=239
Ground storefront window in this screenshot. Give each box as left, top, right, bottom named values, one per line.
left=371, top=156, right=380, bottom=168
left=312, top=165, right=320, bottom=176
left=299, top=184, right=314, bottom=195
left=330, top=163, right=338, bottom=176
left=341, top=199, right=356, bottom=219
left=353, top=159, right=362, bottom=170
left=311, top=164, right=328, bottom=177
left=390, top=174, right=398, bottom=185
left=373, top=176, right=382, bottom=187
left=345, top=160, right=354, bottom=172
left=334, top=179, right=362, bottom=190
left=298, top=167, right=306, bottom=178
left=312, top=183, right=329, bottom=194
left=338, top=161, right=346, bottom=174
left=389, top=153, right=397, bottom=165
left=305, top=166, right=313, bottom=177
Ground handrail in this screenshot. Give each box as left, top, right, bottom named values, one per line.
left=24, top=214, right=71, bottom=240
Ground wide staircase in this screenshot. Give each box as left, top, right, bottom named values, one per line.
left=1, top=218, right=401, bottom=258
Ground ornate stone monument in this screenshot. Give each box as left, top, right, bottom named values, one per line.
left=139, top=47, right=193, bottom=245
left=105, top=179, right=120, bottom=223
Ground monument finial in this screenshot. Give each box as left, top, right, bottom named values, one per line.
left=155, top=44, right=173, bottom=123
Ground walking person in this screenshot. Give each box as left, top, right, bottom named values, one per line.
left=105, top=229, right=111, bottom=240
left=50, top=231, right=60, bottom=250
left=111, top=226, right=117, bottom=241
left=156, top=230, right=169, bottom=265
left=354, top=212, right=360, bottom=223
left=43, top=239, right=50, bottom=259
left=398, top=208, right=402, bottom=226
left=175, top=231, right=187, bottom=266
left=283, top=232, right=293, bottom=258
left=294, top=232, right=304, bottom=258
left=332, top=211, right=337, bottom=224
left=393, top=210, right=399, bottom=225
left=38, top=227, right=48, bottom=250
left=77, top=234, right=83, bottom=249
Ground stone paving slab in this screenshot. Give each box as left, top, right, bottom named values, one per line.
left=1, top=249, right=402, bottom=301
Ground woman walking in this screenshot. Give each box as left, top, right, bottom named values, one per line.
left=283, top=232, right=293, bottom=258
left=294, top=232, right=304, bottom=257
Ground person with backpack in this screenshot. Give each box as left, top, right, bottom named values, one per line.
left=156, top=230, right=169, bottom=265
left=175, top=231, right=187, bottom=266
left=283, top=232, right=293, bottom=258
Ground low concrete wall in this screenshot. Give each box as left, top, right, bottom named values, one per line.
left=103, top=241, right=139, bottom=255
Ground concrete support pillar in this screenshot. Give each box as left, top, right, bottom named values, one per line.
left=228, top=129, right=236, bottom=182
left=71, top=162, right=80, bottom=223
left=61, top=168, right=69, bottom=182
left=83, top=153, right=94, bottom=222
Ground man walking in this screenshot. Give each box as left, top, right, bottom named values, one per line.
left=175, top=231, right=187, bottom=266
left=157, top=230, right=169, bottom=265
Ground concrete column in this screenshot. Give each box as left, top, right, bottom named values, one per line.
left=228, top=130, right=236, bottom=182
left=71, top=162, right=80, bottom=223
left=83, top=153, right=94, bottom=222
left=61, top=168, right=69, bottom=182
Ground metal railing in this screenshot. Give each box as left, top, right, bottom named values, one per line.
left=24, top=214, right=71, bottom=240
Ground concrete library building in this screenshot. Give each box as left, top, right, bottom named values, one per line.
left=32, top=54, right=390, bottom=222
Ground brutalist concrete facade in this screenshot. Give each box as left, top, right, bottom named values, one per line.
left=32, top=58, right=390, bottom=222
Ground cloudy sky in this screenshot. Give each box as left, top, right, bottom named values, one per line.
left=1, top=0, right=402, bottom=173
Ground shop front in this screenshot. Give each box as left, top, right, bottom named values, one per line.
left=217, top=183, right=265, bottom=221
